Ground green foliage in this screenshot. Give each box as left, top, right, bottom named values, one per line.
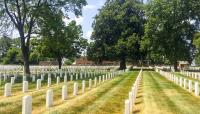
left=2, top=47, right=23, bottom=64
left=89, top=0, right=145, bottom=68
left=0, top=36, right=12, bottom=61
left=193, top=33, right=200, bottom=65
left=142, top=0, right=200, bottom=69
left=64, top=59, right=74, bottom=65
left=37, top=9, right=87, bottom=68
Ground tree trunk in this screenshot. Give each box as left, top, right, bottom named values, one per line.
left=173, top=61, right=178, bottom=71
left=119, top=54, right=126, bottom=70
left=21, top=43, right=30, bottom=75
left=58, top=57, right=62, bottom=69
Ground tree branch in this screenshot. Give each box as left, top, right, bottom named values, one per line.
left=4, top=0, right=18, bottom=28
left=22, top=0, right=26, bottom=26
left=16, top=0, right=22, bottom=24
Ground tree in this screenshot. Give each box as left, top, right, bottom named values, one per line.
left=142, top=0, right=200, bottom=70
left=87, top=42, right=107, bottom=65
left=0, top=35, right=12, bottom=61
left=90, top=0, right=145, bottom=69
left=193, top=33, right=200, bottom=65
left=38, top=9, right=87, bottom=69
left=0, top=0, right=87, bottom=75
left=2, top=47, right=23, bottom=64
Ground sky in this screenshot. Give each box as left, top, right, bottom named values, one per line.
left=64, top=0, right=106, bottom=42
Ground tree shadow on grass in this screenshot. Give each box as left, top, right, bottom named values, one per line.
left=133, top=82, right=143, bottom=114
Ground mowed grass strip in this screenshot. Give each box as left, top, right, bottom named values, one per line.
left=43, top=71, right=139, bottom=114
left=134, top=71, right=200, bottom=114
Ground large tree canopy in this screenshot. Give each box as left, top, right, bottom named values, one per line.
left=89, top=0, right=145, bottom=69
left=141, top=0, right=200, bottom=70
left=38, top=9, right=87, bottom=69
left=0, top=0, right=87, bottom=75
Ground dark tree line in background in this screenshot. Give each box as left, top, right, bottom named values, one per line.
left=88, top=0, right=200, bottom=71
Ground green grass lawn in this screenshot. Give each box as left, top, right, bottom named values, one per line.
left=0, top=71, right=139, bottom=114
left=44, top=71, right=138, bottom=114
left=134, top=71, right=200, bottom=114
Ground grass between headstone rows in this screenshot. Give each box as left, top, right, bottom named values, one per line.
left=0, top=71, right=137, bottom=114
left=41, top=71, right=139, bottom=114
left=133, top=71, right=200, bottom=114
left=0, top=73, right=106, bottom=114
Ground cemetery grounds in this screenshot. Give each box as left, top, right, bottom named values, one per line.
left=0, top=66, right=200, bottom=114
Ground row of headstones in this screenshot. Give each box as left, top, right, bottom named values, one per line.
left=0, top=68, right=107, bottom=79
left=4, top=71, right=123, bottom=97
left=0, top=68, right=108, bottom=84
left=124, top=69, right=142, bottom=114
left=158, top=70, right=200, bottom=96
left=21, top=70, right=124, bottom=114
left=0, top=65, right=112, bottom=77
left=0, top=65, right=117, bottom=74
left=30, top=66, right=115, bottom=73
left=180, top=70, right=200, bottom=80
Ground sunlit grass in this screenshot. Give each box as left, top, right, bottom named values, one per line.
left=0, top=71, right=139, bottom=114
left=44, top=71, right=138, bottom=114
left=134, top=71, right=200, bottom=114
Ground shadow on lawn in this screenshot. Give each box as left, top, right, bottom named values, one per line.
left=133, top=81, right=143, bottom=114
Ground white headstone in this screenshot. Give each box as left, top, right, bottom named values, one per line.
left=41, top=74, right=44, bottom=81
left=82, top=80, right=85, bottom=93
left=125, top=99, right=130, bottom=114
left=195, top=82, right=199, bottom=96
left=62, top=85, right=67, bottom=100
left=129, top=92, right=133, bottom=113
left=184, top=79, right=187, bottom=89
left=48, top=78, right=51, bottom=87
left=4, top=74, right=7, bottom=81
left=37, top=79, right=41, bottom=90
left=94, top=77, right=97, bottom=87
left=11, top=77, right=15, bottom=85
left=70, top=75, right=73, bottom=81
left=189, top=80, right=192, bottom=92
left=73, top=82, right=78, bottom=96
left=99, top=76, right=101, bottom=84
left=22, top=95, right=32, bottom=114
left=46, top=89, right=53, bottom=108
left=57, top=77, right=60, bottom=85
left=23, top=76, right=27, bottom=82
left=76, top=74, right=78, bottom=80
left=179, top=77, right=182, bottom=87
left=89, top=79, right=92, bottom=89
left=4, top=83, right=11, bottom=97
left=132, top=87, right=135, bottom=104
left=23, top=81, right=28, bottom=93
left=64, top=76, right=67, bottom=84
left=32, top=75, right=35, bottom=82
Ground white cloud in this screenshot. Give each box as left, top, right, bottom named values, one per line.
left=84, top=5, right=97, bottom=10
left=63, top=16, right=84, bottom=25
left=74, top=16, right=84, bottom=25
left=86, top=30, right=93, bottom=38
